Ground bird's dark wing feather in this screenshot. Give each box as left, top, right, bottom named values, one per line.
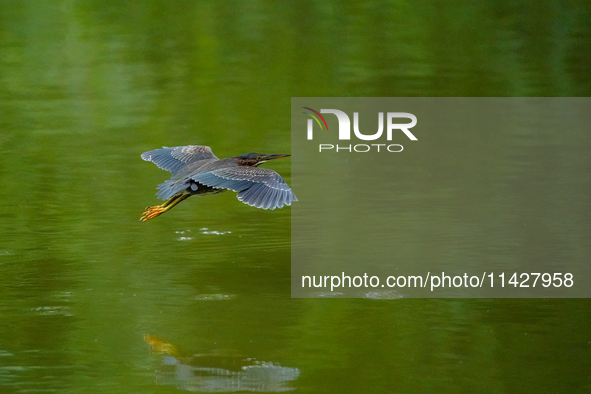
left=141, top=145, right=218, bottom=175
left=191, top=167, right=297, bottom=210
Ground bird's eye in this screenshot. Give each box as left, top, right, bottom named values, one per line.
left=257, top=156, right=263, bottom=161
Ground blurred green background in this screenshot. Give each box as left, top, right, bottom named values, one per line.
left=0, top=0, right=590, bottom=393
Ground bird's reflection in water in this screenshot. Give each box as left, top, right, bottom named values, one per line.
left=145, top=335, right=300, bottom=392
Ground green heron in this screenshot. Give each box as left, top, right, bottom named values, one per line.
left=140, top=145, right=296, bottom=221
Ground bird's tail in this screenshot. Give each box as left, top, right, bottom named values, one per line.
left=156, top=179, right=188, bottom=200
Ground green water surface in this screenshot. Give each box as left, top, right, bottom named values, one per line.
left=0, top=1, right=590, bottom=393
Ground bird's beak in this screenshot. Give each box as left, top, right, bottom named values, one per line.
left=265, top=154, right=291, bottom=161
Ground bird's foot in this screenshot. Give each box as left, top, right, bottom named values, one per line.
left=140, top=193, right=189, bottom=222
left=140, top=205, right=167, bottom=222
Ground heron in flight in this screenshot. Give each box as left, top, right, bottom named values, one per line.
left=140, top=145, right=296, bottom=221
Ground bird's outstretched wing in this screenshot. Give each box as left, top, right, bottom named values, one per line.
left=191, top=167, right=297, bottom=210
left=141, top=145, right=218, bottom=175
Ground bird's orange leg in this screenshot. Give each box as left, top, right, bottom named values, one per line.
left=140, top=193, right=190, bottom=222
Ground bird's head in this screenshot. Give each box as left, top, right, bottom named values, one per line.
left=234, top=152, right=290, bottom=167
